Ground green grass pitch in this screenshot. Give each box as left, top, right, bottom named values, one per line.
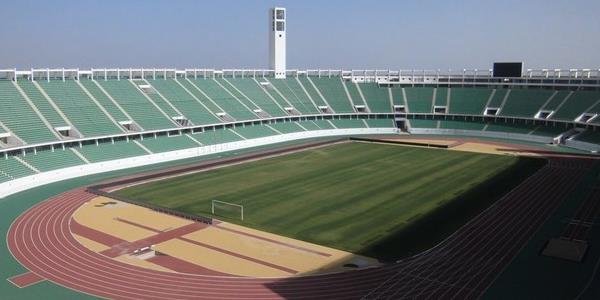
left=115, top=142, right=544, bottom=260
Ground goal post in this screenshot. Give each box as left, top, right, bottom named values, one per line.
left=211, top=200, right=244, bottom=221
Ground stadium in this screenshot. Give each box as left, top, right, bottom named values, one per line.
left=2, top=2, right=600, bottom=300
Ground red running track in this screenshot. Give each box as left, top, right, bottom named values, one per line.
left=6, top=158, right=591, bottom=299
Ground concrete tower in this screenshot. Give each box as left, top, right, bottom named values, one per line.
left=269, top=7, right=286, bottom=79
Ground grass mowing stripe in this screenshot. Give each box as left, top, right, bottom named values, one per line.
left=115, top=142, right=544, bottom=261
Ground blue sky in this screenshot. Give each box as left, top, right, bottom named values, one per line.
left=0, top=0, right=598, bottom=70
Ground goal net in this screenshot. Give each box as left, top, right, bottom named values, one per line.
left=211, top=200, right=244, bottom=221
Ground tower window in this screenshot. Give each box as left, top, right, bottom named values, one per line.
left=276, top=10, right=285, bottom=20
left=276, top=21, right=284, bottom=31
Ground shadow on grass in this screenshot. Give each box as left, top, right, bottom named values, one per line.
left=263, top=157, right=547, bottom=299
left=357, top=156, right=547, bottom=262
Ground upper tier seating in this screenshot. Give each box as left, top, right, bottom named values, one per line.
left=267, top=79, right=319, bottom=114
left=360, top=83, right=392, bottom=113
left=96, top=80, right=177, bottom=130
left=17, top=80, right=68, bottom=128
left=297, top=77, right=328, bottom=107
left=551, top=91, right=600, bottom=121
left=188, top=79, right=257, bottom=120
left=38, top=80, right=123, bottom=136
left=0, top=81, right=57, bottom=144
left=146, top=79, right=220, bottom=125
left=404, top=87, right=434, bottom=113
left=499, top=89, right=554, bottom=118
left=434, top=88, right=448, bottom=106
left=448, top=88, right=491, bottom=115
left=310, top=78, right=355, bottom=113
left=79, top=80, right=129, bottom=122
left=224, top=78, right=287, bottom=117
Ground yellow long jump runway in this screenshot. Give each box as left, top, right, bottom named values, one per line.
left=72, top=196, right=379, bottom=278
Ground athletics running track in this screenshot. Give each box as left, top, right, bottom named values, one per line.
left=6, top=157, right=591, bottom=299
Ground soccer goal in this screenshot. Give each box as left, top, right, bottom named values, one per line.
left=211, top=200, right=244, bottom=221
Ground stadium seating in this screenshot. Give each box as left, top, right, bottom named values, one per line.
left=311, top=119, right=336, bottom=129
left=139, top=134, right=199, bottom=152
left=365, top=118, right=395, bottom=128
left=574, top=130, right=600, bottom=144
left=233, top=125, right=279, bottom=139
left=295, top=120, right=322, bottom=131
left=330, top=119, right=366, bottom=128
left=267, top=79, right=319, bottom=114
left=487, top=89, right=509, bottom=107
left=551, top=90, right=600, bottom=121
left=343, top=81, right=367, bottom=107
left=409, top=119, right=438, bottom=128
left=3, top=75, right=600, bottom=187
left=448, top=88, right=491, bottom=115
left=405, top=87, right=434, bottom=113
left=21, top=148, right=86, bottom=172
left=0, top=157, right=36, bottom=182
left=79, top=80, right=130, bottom=122
left=485, top=122, right=535, bottom=134
left=191, top=128, right=243, bottom=145
left=268, top=122, right=306, bottom=133
left=297, top=77, right=328, bottom=108
left=543, top=91, right=571, bottom=111
left=17, top=81, right=69, bottom=128
left=214, top=78, right=264, bottom=114
left=176, top=79, right=224, bottom=115
left=439, top=120, right=486, bottom=130
left=96, top=80, right=177, bottom=130
left=37, top=80, right=123, bottom=136
left=499, top=89, right=554, bottom=118
left=131, top=80, right=181, bottom=119
left=434, top=88, right=448, bottom=106
left=0, top=81, right=57, bottom=144
left=224, top=78, right=287, bottom=117
left=77, top=140, right=148, bottom=162
left=188, top=79, right=257, bottom=120
left=310, top=78, right=355, bottom=113
left=360, top=83, right=392, bottom=113
left=146, top=79, right=220, bottom=125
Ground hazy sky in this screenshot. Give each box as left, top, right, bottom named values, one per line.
left=1, top=0, right=599, bottom=70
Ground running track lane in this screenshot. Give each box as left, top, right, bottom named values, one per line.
left=6, top=158, right=591, bottom=300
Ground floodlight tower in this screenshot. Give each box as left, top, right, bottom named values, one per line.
left=269, top=7, right=286, bottom=79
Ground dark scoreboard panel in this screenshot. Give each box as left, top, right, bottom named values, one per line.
left=493, top=62, right=523, bottom=77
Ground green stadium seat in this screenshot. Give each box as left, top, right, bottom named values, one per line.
left=267, top=79, right=320, bottom=114
left=224, top=78, right=287, bottom=117
left=37, top=80, right=123, bottom=136
left=448, top=88, right=491, bottom=115
left=147, top=79, right=221, bottom=125
left=21, top=147, right=86, bottom=172
left=188, top=79, right=257, bottom=120
left=405, top=87, right=434, bottom=113
left=310, top=78, right=354, bottom=113
left=360, top=83, right=392, bottom=113
left=0, top=81, right=57, bottom=144
left=17, top=81, right=68, bottom=128
left=96, top=80, right=177, bottom=130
